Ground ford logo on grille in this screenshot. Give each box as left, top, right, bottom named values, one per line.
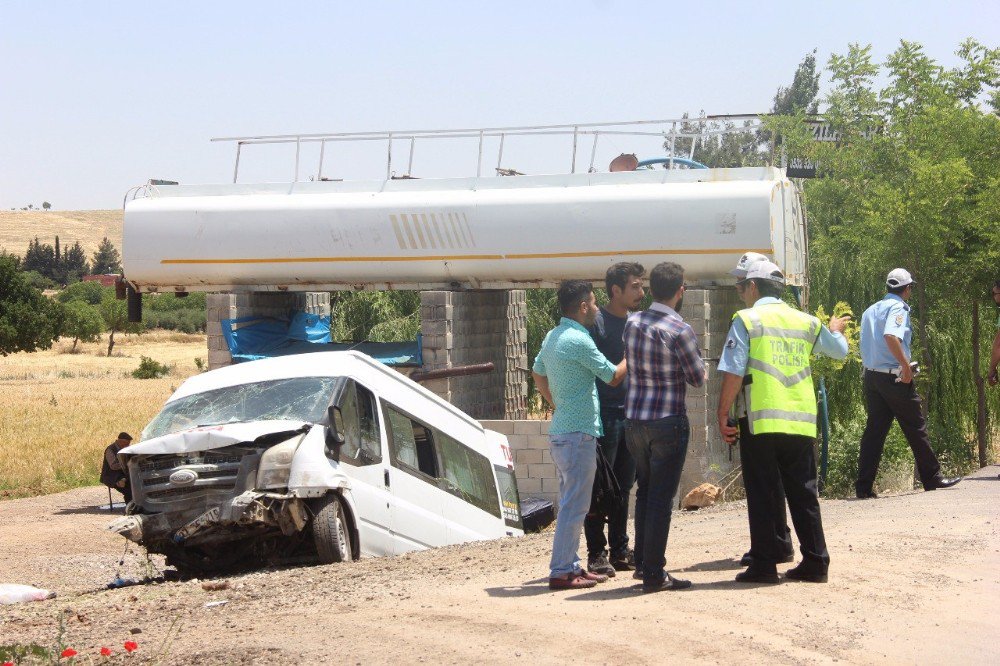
left=169, top=469, right=198, bottom=486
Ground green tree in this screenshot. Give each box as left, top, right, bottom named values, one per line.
left=57, top=280, right=108, bottom=305
left=62, top=299, right=105, bottom=351
left=41, top=201, right=51, bottom=210
left=20, top=270, right=56, bottom=290
left=21, top=237, right=56, bottom=278
left=0, top=249, right=21, bottom=270
left=90, top=237, right=121, bottom=274
left=99, top=291, right=143, bottom=356
left=329, top=291, right=420, bottom=342
left=772, top=50, right=821, bottom=114
left=60, top=241, right=90, bottom=284
left=0, top=256, right=65, bottom=356
left=780, top=39, right=1000, bottom=474
left=667, top=51, right=821, bottom=169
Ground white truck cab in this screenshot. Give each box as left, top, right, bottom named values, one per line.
left=109, top=351, right=523, bottom=573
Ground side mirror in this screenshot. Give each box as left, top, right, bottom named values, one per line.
left=325, top=405, right=346, bottom=459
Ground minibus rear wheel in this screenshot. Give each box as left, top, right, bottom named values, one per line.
left=311, top=494, right=353, bottom=563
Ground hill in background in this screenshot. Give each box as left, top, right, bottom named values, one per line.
left=0, top=210, right=122, bottom=259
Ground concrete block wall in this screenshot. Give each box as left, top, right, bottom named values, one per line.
left=205, top=291, right=331, bottom=369
left=677, top=287, right=742, bottom=498
left=421, top=290, right=528, bottom=420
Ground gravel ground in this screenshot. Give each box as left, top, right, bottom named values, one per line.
left=1, top=467, right=998, bottom=665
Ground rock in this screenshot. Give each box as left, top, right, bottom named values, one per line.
left=201, top=580, right=230, bottom=592
left=682, top=483, right=722, bottom=510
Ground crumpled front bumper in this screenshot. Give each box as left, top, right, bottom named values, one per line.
left=108, top=490, right=307, bottom=546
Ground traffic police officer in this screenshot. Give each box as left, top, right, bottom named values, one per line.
left=717, top=261, right=849, bottom=584
left=728, top=252, right=793, bottom=568
left=855, top=268, right=962, bottom=498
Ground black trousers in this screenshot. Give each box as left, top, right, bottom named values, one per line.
left=739, top=419, right=829, bottom=568
left=747, top=463, right=792, bottom=559
left=856, top=370, right=942, bottom=495
left=584, top=407, right=636, bottom=558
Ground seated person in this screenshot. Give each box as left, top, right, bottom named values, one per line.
left=100, top=432, right=133, bottom=503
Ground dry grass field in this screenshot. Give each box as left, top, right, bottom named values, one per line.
left=0, top=210, right=122, bottom=258
left=0, top=330, right=206, bottom=498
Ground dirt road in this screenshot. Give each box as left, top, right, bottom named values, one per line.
left=2, top=468, right=998, bottom=665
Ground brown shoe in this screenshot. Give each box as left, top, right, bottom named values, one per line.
left=576, top=568, right=609, bottom=583
left=549, top=573, right=597, bottom=590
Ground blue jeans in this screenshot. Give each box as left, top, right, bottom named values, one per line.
left=548, top=432, right=598, bottom=577
left=626, top=415, right=690, bottom=584
left=584, top=407, right=637, bottom=558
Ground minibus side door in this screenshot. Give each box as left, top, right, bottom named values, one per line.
left=332, top=380, right=393, bottom=557
left=381, top=402, right=447, bottom=554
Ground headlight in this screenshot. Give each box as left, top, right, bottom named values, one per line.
left=256, top=439, right=299, bottom=489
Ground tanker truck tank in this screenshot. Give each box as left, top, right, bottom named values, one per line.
left=122, top=166, right=806, bottom=294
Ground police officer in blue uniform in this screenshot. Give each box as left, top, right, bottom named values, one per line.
left=855, top=269, right=962, bottom=498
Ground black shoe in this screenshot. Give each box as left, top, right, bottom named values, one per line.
left=587, top=551, right=616, bottom=577
left=924, top=476, right=962, bottom=491
left=609, top=549, right=636, bottom=572
left=855, top=490, right=878, bottom=499
left=740, top=550, right=793, bottom=566
left=784, top=562, right=828, bottom=583
left=642, top=572, right=691, bottom=593
left=735, top=566, right=779, bottom=584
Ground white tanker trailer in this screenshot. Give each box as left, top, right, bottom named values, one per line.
left=121, top=166, right=806, bottom=296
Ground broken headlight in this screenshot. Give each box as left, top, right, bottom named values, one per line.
left=256, top=439, right=299, bottom=489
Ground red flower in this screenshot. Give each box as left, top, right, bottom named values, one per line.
left=100, top=646, right=113, bottom=656
left=60, top=648, right=78, bottom=658
left=4, top=661, right=15, bottom=666
left=124, top=640, right=139, bottom=653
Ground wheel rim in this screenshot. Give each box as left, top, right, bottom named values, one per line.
left=336, top=507, right=350, bottom=560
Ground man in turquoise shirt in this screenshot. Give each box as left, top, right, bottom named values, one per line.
left=533, top=280, right=627, bottom=590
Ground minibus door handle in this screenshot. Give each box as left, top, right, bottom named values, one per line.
left=384, top=469, right=390, bottom=488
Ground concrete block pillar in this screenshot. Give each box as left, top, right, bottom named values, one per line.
left=678, top=287, right=742, bottom=500
left=205, top=291, right=331, bottom=370
left=420, top=290, right=528, bottom=419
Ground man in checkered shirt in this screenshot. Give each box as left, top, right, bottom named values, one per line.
left=624, top=261, right=706, bottom=592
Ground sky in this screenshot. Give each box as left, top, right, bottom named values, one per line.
left=1, top=1, right=997, bottom=211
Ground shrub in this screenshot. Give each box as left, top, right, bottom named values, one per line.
left=21, top=270, right=57, bottom=291
left=822, top=414, right=916, bottom=497
left=57, top=280, right=108, bottom=305
left=132, top=356, right=171, bottom=379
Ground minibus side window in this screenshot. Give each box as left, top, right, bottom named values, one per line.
left=385, top=405, right=438, bottom=479
left=435, top=430, right=500, bottom=518
left=494, top=465, right=523, bottom=530
left=336, top=381, right=381, bottom=466
left=356, top=383, right=382, bottom=463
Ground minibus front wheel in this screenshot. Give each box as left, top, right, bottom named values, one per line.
left=311, top=494, right=353, bottom=563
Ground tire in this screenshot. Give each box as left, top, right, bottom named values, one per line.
left=311, top=494, right=353, bottom=563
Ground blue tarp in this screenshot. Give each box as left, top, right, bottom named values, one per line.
left=221, top=313, right=422, bottom=366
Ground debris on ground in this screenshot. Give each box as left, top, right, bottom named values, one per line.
left=0, top=583, right=56, bottom=604
left=682, top=483, right=722, bottom=510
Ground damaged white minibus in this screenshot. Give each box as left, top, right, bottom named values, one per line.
left=109, top=351, right=523, bottom=573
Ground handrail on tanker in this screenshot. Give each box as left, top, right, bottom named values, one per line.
left=210, top=115, right=772, bottom=184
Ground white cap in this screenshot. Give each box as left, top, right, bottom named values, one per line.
left=886, top=268, right=914, bottom=288
left=743, top=260, right=786, bottom=284
left=729, top=251, right=770, bottom=278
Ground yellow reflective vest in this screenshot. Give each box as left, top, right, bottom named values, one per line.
left=735, top=302, right=822, bottom=437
